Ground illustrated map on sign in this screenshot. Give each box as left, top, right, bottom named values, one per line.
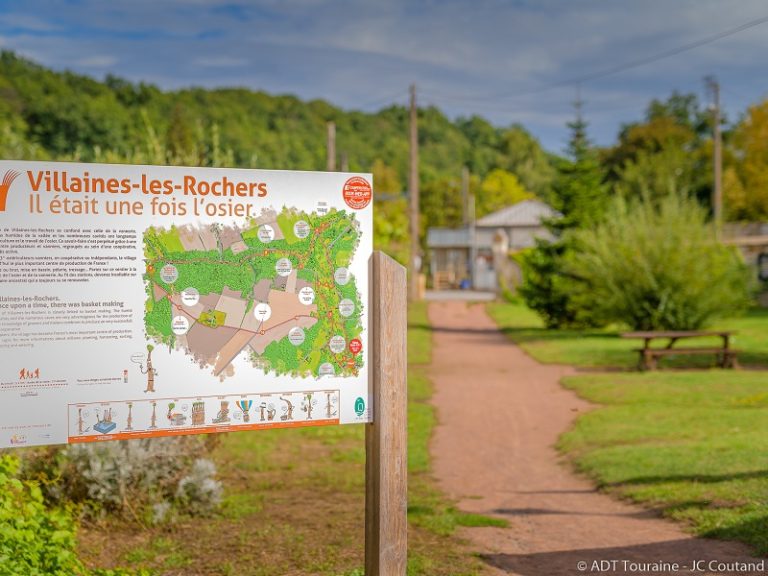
left=143, top=206, right=363, bottom=379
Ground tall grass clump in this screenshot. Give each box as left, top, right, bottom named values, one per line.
left=566, top=193, right=751, bottom=330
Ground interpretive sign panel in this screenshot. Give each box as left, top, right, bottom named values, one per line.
left=0, top=161, right=373, bottom=448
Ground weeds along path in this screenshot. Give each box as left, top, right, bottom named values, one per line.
left=428, top=301, right=761, bottom=576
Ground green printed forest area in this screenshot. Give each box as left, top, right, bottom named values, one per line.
left=144, top=296, right=172, bottom=343
left=142, top=207, right=366, bottom=377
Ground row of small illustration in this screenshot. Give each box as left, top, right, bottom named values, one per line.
left=69, top=390, right=339, bottom=437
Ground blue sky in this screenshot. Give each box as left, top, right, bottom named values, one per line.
left=1, top=0, right=767, bottom=153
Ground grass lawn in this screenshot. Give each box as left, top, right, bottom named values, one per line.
left=78, top=302, right=494, bottom=576
left=487, top=301, right=768, bottom=369
left=487, top=300, right=768, bottom=555
left=560, top=371, right=768, bottom=555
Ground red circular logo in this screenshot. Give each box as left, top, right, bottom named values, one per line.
left=349, top=338, right=362, bottom=355
left=342, top=177, right=372, bottom=210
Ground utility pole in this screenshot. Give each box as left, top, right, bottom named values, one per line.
left=468, top=192, right=476, bottom=290
left=408, top=84, right=420, bottom=301
left=706, top=76, right=723, bottom=239
left=326, top=121, right=336, bottom=171
left=340, top=152, right=349, bottom=173
left=461, top=166, right=470, bottom=226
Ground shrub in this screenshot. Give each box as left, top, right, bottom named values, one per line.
left=25, top=436, right=221, bottom=522
left=175, top=458, right=222, bottom=516
left=1, top=451, right=159, bottom=575
left=0, top=454, right=83, bottom=576
left=565, top=193, right=752, bottom=330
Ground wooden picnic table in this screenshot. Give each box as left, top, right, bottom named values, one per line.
left=620, top=330, right=738, bottom=370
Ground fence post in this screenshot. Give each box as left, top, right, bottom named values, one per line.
left=365, top=251, right=408, bottom=575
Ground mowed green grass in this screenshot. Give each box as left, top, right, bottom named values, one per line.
left=560, top=371, right=768, bottom=554
left=486, top=300, right=768, bottom=555
left=487, top=301, right=768, bottom=369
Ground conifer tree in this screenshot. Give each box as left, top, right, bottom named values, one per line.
left=519, top=112, right=608, bottom=328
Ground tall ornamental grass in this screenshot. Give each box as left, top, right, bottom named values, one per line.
left=566, top=194, right=752, bottom=330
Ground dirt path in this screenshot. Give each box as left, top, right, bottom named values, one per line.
left=428, top=301, right=762, bottom=576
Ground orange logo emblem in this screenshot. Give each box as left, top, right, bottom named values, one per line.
left=0, top=170, right=21, bottom=212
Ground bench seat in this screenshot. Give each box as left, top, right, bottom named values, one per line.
left=633, top=347, right=739, bottom=370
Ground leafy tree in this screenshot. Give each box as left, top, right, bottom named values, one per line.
left=603, top=116, right=695, bottom=179
left=373, top=197, right=409, bottom=267
left=615, top=145, right=695, bottom=201
left=601, top=92, right=712, bottom=206
left=476, top=168, right=532, bottom=217
left=420, top=176, right=466, bottom=231
left=455, top=119, right=555, bottom=200
left=456, top=115, right=502, bottom=176
left=371, top=158, right=402, bottom=193
left=724, top=99, right=768, bottom=220
left=0, top=121, right=47, bottom=160
left=646, top=91, right=710, bottom=135
left=166, top=102, right=198, bottom=163
left=566, top=193, right=751, bottom=330
left=372, top=159, right=409, bottom=266
left=497, top=125, right=557, bottom=201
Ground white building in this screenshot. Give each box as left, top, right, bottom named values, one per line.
left=427, top=199, right=557, bottom=291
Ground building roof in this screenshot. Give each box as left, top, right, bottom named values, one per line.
left=427, top=200, right=557, bottom=249
left=427, top=227, right=472, bottom=248
left=476, top=199, right=556, bottom=228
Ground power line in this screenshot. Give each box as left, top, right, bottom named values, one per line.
left=422, top=13, right=768, bottom=104
left=355, top=14, right=768, bottom=117
left=358, top=88, right=408, bottom=109
left=554, top=14, right=768, bottom=87
left=419, top=91, right=570, bottom=113
left=420, top=88, right=651, bottom=118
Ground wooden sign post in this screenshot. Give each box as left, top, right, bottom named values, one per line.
left=366, top=251, right=408, bottom=575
